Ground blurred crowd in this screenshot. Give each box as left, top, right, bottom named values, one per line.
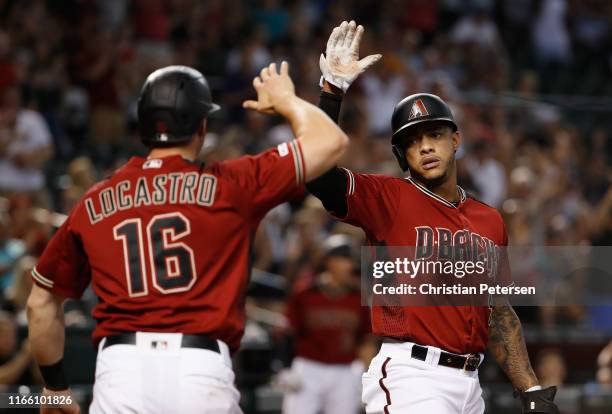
left=0, top=0, right=611, bottom=396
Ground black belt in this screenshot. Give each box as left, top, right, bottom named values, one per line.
left=411, top=343, right=480, bottom=371
left=383, top=338, right=481, bottom=371
left=103, top=333, right=220, bottom=353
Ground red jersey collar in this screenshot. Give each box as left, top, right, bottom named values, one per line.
left=405, top=176, right=466, bottom=209
left=127, top=155, right=204, bottom=170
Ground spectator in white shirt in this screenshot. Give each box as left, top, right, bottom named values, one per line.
left=450, top=7, right=501, bottom=50
left=0, top=85, right=53, bottom=194
left=465, top=139, right=507, bottom=208
left=361, top=56, right=409, bottom=135
left=532, top=0, right=572, bottom=64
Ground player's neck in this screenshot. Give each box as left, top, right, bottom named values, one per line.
left=147, top=134, right=203, bottom=161
left=414, top=174, right=460, bottom=203
left=147, top=147, right=198, bottom=162
left=432, top=179, right=459, bottom=203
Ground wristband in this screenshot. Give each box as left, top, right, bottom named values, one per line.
left=319, top=91, right=343, bottom=123
left=39, top=359, right=69, bottom=391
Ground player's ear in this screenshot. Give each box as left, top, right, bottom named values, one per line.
left=199, top=118, right=208, bottom=138
left=452, top=129, right=461, bottom=152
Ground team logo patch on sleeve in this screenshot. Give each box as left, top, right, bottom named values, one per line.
left=409, top=99, right=429, bottom=120
left=277, top=142, right=289, bottom=157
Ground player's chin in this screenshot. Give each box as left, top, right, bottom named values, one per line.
left=414, top=166, right=446, bottom=181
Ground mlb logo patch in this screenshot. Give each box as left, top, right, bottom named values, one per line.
left=409, top=99, right=429, bottom=120
left=151, top=340, right=168, bottom=350
left=143, top=159, right=163, bottom=169
left=277, top=142, right=289, bottom=157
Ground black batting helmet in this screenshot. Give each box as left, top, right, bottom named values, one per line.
left=137, top=66, right=220, bottom=145
left=390, top=93, right=457, bottom=171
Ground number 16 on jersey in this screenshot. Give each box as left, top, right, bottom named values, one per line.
left=113, top=212, right=197, bottom=297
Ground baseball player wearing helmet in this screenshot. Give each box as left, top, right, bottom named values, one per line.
left=282, top=234, right=371, bottom=414
left=307, top=21, right=560, bottom=414
left=26, top=62, right=348, bottom=413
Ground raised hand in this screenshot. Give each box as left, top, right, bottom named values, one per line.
left=243, top=61, right=296, bottom=115
left=319, top=20, right=382, bottom=93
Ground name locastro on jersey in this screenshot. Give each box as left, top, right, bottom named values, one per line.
left=32, top=141, right=305, bottom=353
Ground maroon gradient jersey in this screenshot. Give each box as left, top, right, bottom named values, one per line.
left=338, top=170, right=511, bottom=354
left=32, top=141, right=305, bottom=352
left=287, top=281, right=370, bottom=364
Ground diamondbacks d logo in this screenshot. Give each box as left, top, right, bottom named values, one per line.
left=409, top=99, right=429, bottom=119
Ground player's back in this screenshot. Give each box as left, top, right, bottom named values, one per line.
left=34, top=142, right=304, bottom=352
left=80, top=155, right=251, bottom=349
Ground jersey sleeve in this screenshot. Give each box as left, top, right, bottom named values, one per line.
left=336, top=170, right=401, bottom=241
left=32, top=213, right=91, bottom=299
left=220, top=140, right=305, bottom=219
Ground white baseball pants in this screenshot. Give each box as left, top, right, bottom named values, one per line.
left=89, top=332, right=242, bottom=414
left=282, top=357, right=363, bottom=414
left=362, top=342, right=485, bottom=414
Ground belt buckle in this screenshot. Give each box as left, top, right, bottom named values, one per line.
left=463, top=354, right=480, bottom=371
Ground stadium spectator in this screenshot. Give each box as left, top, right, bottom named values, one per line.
left=535, top=348, right=568, bottom=388
left=3, top=255, right=36, bottom=326
left=597, top=341, right=612, bottom=389
left=0, top=85, right=53, bottom=197
left=0, top=214, right=25, bottom=294
left=61, top=156, right=97, bottom=213
left=0, top=311, right=33, bottom=388
left=464, top=138, right=507, bottom=207
left=7, top=195, right=49, bottom=256
left=450, top=6, right=501, bottom=49
left=532, top=0, right=572, bottom=65
left=361, top=55, right=408, bottom=135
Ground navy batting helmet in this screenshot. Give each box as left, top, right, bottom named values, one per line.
left=137, top=66, right=220, bottom=145
left=390, top=93, right=457, bottom=171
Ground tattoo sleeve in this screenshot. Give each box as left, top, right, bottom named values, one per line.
left=488, top=297, right=539, bottom=391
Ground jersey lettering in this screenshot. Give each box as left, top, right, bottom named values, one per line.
left=134, top=177, right=152, bottom=207
left=196, top=174, right=216, bottom=206
left=168, top=173, right=183, bottom=204
left=415, top=226, right=500, bottom=277
left=152, top=175, right=168, bottom=204
left=85, top=173, right=218, bottom=224
left=116, top=180, right=133, bottom=210
left=100, top=187, right=117, bottom=217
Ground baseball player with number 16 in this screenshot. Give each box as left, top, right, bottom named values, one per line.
left=307, top=21, right=561, bottom=414
left=26, top=61, right=348, bottom=413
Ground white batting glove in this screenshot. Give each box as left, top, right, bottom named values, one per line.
left=319, top=20, right=382, bottom=92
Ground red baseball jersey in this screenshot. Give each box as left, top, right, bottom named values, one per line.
left=287, top=280, right=370, bottom=364
left=32, top=141, right=305, bottom=352
left=338, top=170, right=511, bottom=354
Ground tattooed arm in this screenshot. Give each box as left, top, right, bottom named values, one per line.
left=488, top=296, right=539, bottom=391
